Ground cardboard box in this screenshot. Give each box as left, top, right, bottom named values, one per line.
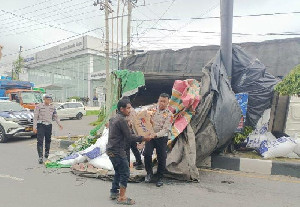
left=133, top=110, right=154, bottom=137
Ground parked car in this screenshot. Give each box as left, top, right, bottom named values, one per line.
left=0, top=100, right=35, bottom=143
left=54, top=102, right=86, bottom=120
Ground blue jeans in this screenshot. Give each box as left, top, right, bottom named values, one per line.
left=109, top=155, right=130, bottom=193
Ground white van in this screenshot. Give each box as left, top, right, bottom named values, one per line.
left=54, top=102, right=86, bottom=120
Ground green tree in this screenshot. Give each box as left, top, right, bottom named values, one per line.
left=275, top=64, right=300, bottom=96
left=12, top=55, right=24, bottom=80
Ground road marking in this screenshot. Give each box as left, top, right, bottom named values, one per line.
left=199, top=168, right=300, bottom=184
left=0, top=174, right=24, bottom=181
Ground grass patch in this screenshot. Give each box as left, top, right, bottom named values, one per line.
left=89, top=108, right=106, bottom=126
left=86, top=110, right=100, bottom=116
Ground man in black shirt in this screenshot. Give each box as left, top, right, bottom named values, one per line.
left=106, top=99, right=152, bottom=205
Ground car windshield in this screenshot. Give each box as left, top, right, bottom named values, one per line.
left=0, top=102, right=25, bottom=112
left=21, top=92, right=43, bottom=104
left=53, top=103, right=62, bottom=109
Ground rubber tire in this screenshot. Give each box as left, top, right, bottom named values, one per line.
left=0, top=125, right=8, bottom=143
left=76, top=113, right=83, bottom=120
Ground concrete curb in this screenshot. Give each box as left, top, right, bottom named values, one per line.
left=51, top=138, right=75, bottom=150
left=199, top=155, right=300, bottom=178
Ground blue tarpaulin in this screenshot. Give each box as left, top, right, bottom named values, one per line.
left=235, top=93, right=249, bottom=131
left=0, top=80, right=34, bottom=89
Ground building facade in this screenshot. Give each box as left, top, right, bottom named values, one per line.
left=25, top=36, right=117, bottom=105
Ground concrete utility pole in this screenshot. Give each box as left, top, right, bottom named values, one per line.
left=0, top=45, right=3, bottom=61
left=104, top=0, right=111, bottom=113
left=220, top=0, right=234, bottom=79
left=17, top=46, right=23, bottom=80
left=94, top=0, right=113, bottom=114
left=127, top=0, right=132, bottom=56
left=121, top=2, right=125, bottom=60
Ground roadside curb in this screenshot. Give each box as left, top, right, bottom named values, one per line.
left=199, top=155, right=300, bottom=178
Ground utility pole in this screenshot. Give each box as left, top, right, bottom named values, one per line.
left=94, top=0, right=113, bottom=114
left=220, top=0, right=234, bottom=79
left=116, top=0, right=120, bottom=69
left=127, top=0, right=132, bottom=56
left=17, top=46, right=23, bottom=80
left=121, top=2, right=125, bottom=60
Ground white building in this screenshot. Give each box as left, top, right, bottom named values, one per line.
left=25, top=35, right=118, bottom=106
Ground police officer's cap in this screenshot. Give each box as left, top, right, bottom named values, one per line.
left=43, top=94, right=52, bottom=99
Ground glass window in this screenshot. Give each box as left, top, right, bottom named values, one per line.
left=21, top=92, right=43, bottom=104
left=0, top=102, right=25, bottom=111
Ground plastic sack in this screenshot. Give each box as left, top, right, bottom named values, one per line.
left=286, top=152, right=300, bottom=159
left=294, top=139, right=300, bottom=156
left=82, top=147, right=101, bottom=160
left=246, top=109, right=274, bottom=149
left=246, top=132, right=276, bottom=149
left=59, top=153, right=86, bottom=165
left=79, top=128, right=109, bottom=157
left=258, top=137, right=297, bottom=159
left=88, top=154, right=113, bottom=171
left=94, top=128, right=109, bottom=154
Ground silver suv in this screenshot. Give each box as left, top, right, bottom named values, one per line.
left=0, top=100, right=35, bottom=143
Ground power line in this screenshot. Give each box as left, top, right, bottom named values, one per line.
left=0, top=0, right=89, bottom=24
left=0, top=1, right=94, bottom=32
left=0, top=9, right=80, bottom=35
left=0, top=1, right=93, bottom=30
left=1, top=27, right=105, bottom=58
left=131, top=10, right=300, bottom=22
left=0, top=0, right=53, bottom=17
left=137, top=0, right=176, bottom=37
left=0, top=12, right=105, bottom=38
left=133, top=1, right=220, bottom=48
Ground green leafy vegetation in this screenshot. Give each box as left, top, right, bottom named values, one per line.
left=233, top=126, right=253, bottom=144
left=275, top=64, right=300, bottom=96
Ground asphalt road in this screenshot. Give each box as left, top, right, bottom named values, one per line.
left=52, top=115, right=98, bottom=137
left=0, top=116, right=300, bottom=207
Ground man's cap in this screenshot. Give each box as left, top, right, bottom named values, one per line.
left=43, top=94, right=52, bottom=99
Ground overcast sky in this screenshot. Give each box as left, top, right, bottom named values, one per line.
left=1, top=0, right=300, bottom=70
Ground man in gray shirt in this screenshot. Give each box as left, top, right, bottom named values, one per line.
left=33, top=94, right=63, bottom=164
left=106, top=98, right=152, bottom=205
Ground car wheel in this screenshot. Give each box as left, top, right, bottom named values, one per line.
left=76, top=113, right=83, bottom=120
left=0, top=125, right=8, bottom=143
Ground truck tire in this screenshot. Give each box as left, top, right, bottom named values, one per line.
left=76, top=112, right=83, bottom=120
left=0, top=125, right=8, bottom=143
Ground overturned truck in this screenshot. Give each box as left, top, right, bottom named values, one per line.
left=121, top=45, right=278, bottom=180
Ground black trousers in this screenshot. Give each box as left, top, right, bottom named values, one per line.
left=126, top=141, right=142, bottom=166
left=37, top=123, right=52, bottom=158
left=144, top=136, right=168, bottom=178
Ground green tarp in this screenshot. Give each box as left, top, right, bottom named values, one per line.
left=89, top=70, right=145, bottom=136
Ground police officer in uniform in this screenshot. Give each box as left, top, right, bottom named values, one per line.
left=144, top=93, right=173, bottom=187
left=33, top=94, right=63, bottom=164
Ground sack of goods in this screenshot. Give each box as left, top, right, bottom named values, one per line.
left=258, top=137, right=298, bottom=159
